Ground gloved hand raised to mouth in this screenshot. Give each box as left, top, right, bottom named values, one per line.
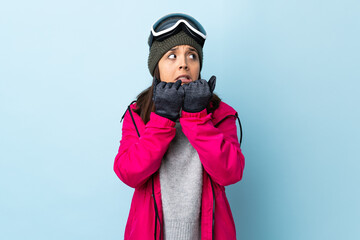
left=182, top=75, right=216, bottom=113
left=152, top=77, right=185, bottom=122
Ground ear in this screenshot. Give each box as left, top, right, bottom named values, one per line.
left=208, top=75, right=216, bottom=93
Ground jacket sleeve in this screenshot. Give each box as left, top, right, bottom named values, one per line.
left=114, top=109, right=176, bottom=188
left=180, top=108, right=245, bottom=186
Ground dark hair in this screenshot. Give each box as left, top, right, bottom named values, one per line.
left=133, top=64, right=221, bottom=124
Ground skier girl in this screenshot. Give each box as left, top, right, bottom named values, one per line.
left=114, top=13, right=245, bottom=240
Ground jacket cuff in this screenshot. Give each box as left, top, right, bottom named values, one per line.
left=149, top=112, right=176, bottom=128
left=181, top=108, right=210, bottom=119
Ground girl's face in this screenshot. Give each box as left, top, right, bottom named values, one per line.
left=158, top=45, right=200, bottom=84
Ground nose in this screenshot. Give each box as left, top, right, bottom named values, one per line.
left=179, top=56, right=188, bottom=70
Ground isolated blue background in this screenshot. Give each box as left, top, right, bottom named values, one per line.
left=1, top=0, right=359, bottom=239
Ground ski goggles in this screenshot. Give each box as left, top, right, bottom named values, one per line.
left=148, top=13, right=207, bottom=48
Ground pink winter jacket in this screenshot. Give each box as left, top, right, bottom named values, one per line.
left=114, top=101, right=245, bottom=240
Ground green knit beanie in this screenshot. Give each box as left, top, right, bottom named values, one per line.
left=148, top=31, right=203, bottom=76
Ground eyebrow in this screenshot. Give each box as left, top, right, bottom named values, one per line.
left=169, top=47, right=197, bottom=52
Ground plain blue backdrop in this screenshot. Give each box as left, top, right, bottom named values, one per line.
left=1, top=0, right=359, bottom=239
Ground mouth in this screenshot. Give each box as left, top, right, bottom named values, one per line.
left=175, top=75, right=192, bottom=83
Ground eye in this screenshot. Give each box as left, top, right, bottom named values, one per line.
left=189, top=53, right=197, bottom=60
left=168, top=54, right=176, bottom=59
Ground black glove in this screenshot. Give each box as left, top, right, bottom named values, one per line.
left=152, top=77, right=185, bottom=122
left=182, top=76, right=216, bottom=113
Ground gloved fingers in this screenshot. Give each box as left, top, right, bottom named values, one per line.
left=182, top=83, right=189, bottom=92
left=158, top=81, right=167, bottom=88
left=182, top=81, right=193, bottom=92
left=178, top=85, right=185, bottom=95
left=196, top=79, right=210, bottom=92
left=208, top=75, right=216, bottom=93
left=165, top=82, right=174, bottom=89
left=199, top=79, right=206, bottom=84
left=173, top=79, right=182, bottom=90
